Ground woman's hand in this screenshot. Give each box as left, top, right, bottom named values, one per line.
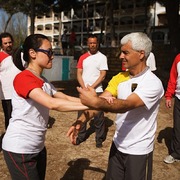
left=100, top=96, right=116, bottom=104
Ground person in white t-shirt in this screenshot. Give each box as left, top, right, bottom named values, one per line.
left=0, top=32, right=21, bottom=130
left=2, top=34, right=89, bottom=180
left=146, top=52, right=157, bottom=72
left=76, top=34, right=108, bottom=148
left=68, top=32, right=164, bottom=180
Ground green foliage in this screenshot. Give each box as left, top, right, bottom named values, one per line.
left=0, top=0, right=51, bottom=33
left=1, top=0, right=31, bottom=15
left=0, top=11, right=27, bottom=48
left=43, top=0, right=83, bottom=12
left=1, top=0, right=50, bottom=16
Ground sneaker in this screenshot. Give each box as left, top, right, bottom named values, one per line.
left=164, top=155, right=180, bottom=164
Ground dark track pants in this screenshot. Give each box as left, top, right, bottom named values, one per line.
left=2, top=99, right=12, bottom=129
left=105, top=142, right=153, bottom=180
left=3, top=147, right=47, bottom=180
left=171, top=96, right=180, bottom=159
left=77, top=110, right=105, bottom=143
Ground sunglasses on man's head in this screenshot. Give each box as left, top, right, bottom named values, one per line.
left=36, top=48, right=54, bottom=58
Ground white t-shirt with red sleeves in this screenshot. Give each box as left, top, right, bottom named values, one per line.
left=0, top=51, right=21, bottom=99
left=77, top=51, right=108, bottom=93
left=2, top=70, right=57, bottom=154
left=165, top=53, right=180, bottom=100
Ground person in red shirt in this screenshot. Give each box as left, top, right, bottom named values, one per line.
left=0, top=32, right=20, bottom=129
left=69, top=28, right=76, bottom=54
left=164, top=54, right=180, bottom=164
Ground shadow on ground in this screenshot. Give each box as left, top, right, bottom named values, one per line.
left=60, top=158, right=106, bottom=180
left=157, top=127, right=172, bottom=154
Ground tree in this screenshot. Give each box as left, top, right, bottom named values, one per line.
left=0, top=0, right=28, bottom=32
left=30, top=0, right=35, bottom=34
left=13, top=13, right=28, bottom=47
left=0, top=0, right=50, bottom=34
left=165, top=0, right=180, bottom=57
left=107, top=0, right=116, bottom=47
left=151, top=0, right=180, bottom=59
left=0, top=10, right=27, bottom=48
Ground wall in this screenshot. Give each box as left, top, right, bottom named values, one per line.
left=42, top=56, right=75, bottom=81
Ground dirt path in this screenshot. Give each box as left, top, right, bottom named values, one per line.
left=0, top=80, right=180, bottom=180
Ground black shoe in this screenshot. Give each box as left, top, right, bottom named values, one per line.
left=75, top=137, right=84, bottom=145
left=96, top=141, right=103, bottom=148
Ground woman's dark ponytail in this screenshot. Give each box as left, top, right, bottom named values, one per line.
left=12, top=46, right=26, bottom=71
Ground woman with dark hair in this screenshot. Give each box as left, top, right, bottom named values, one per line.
left=2, top=34, right=88, bottom=180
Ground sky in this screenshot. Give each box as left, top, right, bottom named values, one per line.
left=0, top=8, right=27, bottom=33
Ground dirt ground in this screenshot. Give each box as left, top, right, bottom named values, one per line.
left=0, top=80, right=180, bottom=180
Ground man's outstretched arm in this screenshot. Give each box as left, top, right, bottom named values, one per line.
left=77, top=85, right=144, bottom=113
left=67, top=110, right=99, bottom=144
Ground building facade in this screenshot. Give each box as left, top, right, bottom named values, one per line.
left=28, top=1, right=167, bottom=48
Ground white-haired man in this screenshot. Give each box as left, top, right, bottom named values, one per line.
left=68, top=32, right=164, bottom=180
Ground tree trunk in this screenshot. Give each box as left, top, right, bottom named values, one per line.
left=165, top=0, right=180, bottom=60
left=4, top=14, right=13, bottom=32
left=109, top=0, right=116, bottom=47
left=30, top=0, right=35, bottom=34
left=58, top=14, right=63, bottom=55
left=99, top=2, right=107, bottom=46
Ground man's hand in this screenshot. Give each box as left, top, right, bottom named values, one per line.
left=67, top=110, right=99, bottom=144
left=77, top=85, right=98, bottom=107
left=67, top=120, right=83, bottom=145
left=165, top=99, right=172, bottom=108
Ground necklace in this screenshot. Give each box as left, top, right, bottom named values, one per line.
left=27, top=68, right=41, bottom=77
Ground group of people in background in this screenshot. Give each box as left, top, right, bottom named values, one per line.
left=0, top=31, right=179, bottom=180
left=61, top=28, right=76, bottom=55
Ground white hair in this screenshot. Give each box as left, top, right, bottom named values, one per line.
left=121, top=32, right=152, bottom=58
